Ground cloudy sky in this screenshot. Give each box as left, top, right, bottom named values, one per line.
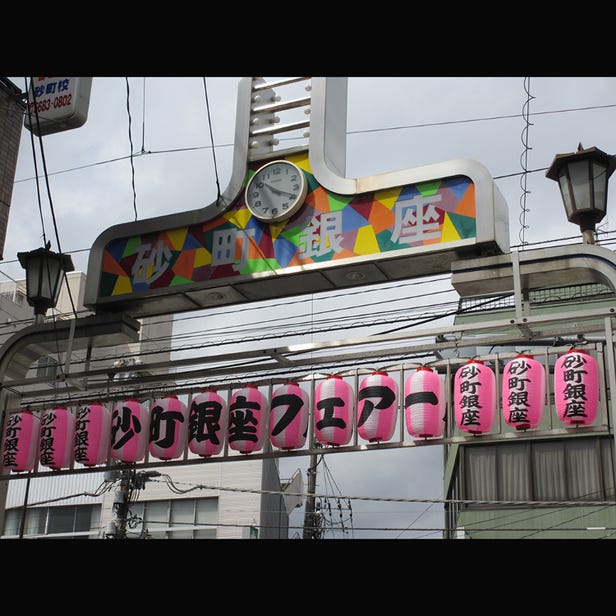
left=3, top=76, right=615, bottom=538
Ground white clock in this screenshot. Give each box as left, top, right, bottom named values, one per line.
left=244, top=160, right=308, bottom=223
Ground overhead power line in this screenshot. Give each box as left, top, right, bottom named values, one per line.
left=12, top=102, right=616, bottom=184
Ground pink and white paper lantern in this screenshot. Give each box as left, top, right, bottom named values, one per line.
left=228, top=385, right=267, bottom=454
left=405, top=367, right=445, bottom=438
left=40, top=406, right=76, bottom=470
left=188, top=389, right=228, bottom=457
left=357, top=371, right=398, bottom=442
left=502, top=354, right=545, bottom=431
left=2, top=410, right=40, bottom=472
left=111, top=398, right=150, bottom=463
left=554, top=349, right=599, bottom=426
left=454, top=359, right=496, bottom=435
left=270, top=381, right=309, bottom=450
left=149, top=395, right=188, bottom=460
left=314, top=375, right=354, bottom=446
left=74, top=402, right=112, bottom=466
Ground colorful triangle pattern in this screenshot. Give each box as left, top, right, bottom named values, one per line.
left=101, top=153, right=478, bottom=297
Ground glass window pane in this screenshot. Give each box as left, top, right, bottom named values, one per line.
left=601, top=438, right=615, bottom=499
left=75, top=505, right=95, bottom=533
left=33, top=508, right=47, bottom=535
left=498, top=443, right=530, bottom=501
left=171, top=499, right=194, bottom=525
left=569, top=160, right=592, bottom=213
left=592, top=161, right=608, bottom=213
left=558, top=174, right=573, bottom=217
left=141, top=501, right=169, bottom=539
left=566, top=438, right=601, bottom=500
left=47, top=506, right=75, bottom=534
left=144, top=501, right=168, bottom=532
left=196, top=498, right=218, bottom=526
left=465, top=445, right=498, bottom=502
left=25, top=507, right=46, bottom=535
left=3, top=509, right=20, bottom=536
left=170, top=499, right=194, bottom=539
left=532, top=441, right=566, bottom=501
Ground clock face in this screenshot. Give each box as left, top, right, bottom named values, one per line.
left=245, top=160, right=308, bottom=223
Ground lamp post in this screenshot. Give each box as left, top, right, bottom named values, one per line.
left=546, top=143, right=616, bottom=245
left=17, top=244, right=74, bottom=324
left=14, top=243, right=74, bottom=538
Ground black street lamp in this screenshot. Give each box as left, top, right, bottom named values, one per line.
left=546, top=143, right=616, bottom=245
left=17, top=244, right=74, bottom=323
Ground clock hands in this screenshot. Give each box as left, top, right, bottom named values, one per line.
left=264, top=182, right=295, bottom=199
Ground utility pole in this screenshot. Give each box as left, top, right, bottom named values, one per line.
left=110, top=467, right=133, bottom=539
left=106, top=468, right=160, bottom=539
left=303, top=451, right=319, bottom=539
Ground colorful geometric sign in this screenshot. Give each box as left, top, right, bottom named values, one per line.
left=99, top=152, right=477, bottom=300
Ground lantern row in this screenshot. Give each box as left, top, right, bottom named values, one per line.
left=1, top=350, right=599, bottom=473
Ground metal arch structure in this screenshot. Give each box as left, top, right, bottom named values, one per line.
left=0, top=313, right=141, bottom=532
left=3, top=245, right=616, bottom=450
left=2, top=244, right=616, bottom=534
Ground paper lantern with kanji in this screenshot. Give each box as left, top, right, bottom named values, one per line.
left=314, top=375, right=354, bottom=446
left=357, top=371, right=398, bottom=442
left=270, top=381, right=310, bottom=450
left=454, top=359, right=496, bottom=435
left=2, top=410, right=40, bottom=472
left=149, top=395, right=188, bottom=460
left=228, top=385, right=267, bottom=454
left=74, top=402, right=112, bottom=466
left=502, top=354, right=546, bottom=430
left=111, top=398, right=150, bottom=463
left=405, top=367, right=446, bottom=438
left=39, top=406, right=76, bottom=470
left=188, top=389, right=228, bottom=457
left=554, top=349, right=599, bottom=426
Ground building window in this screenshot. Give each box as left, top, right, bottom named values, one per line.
left=128, top=497, right=218, bottom=539
left=463, top=436, right=614, bottom=506
left=36, top=356, right=59, bottom=380
left=2, top=504, right=101, bottom=539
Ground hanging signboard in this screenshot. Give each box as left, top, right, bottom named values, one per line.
left=24, top=77, right=93, bottom=136
left=84, top=77, right=509, bottom=318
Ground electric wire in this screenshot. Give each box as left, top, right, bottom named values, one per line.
left=125, top=77, right=138, bottom=221
left=137, top=476, right=616, bottom=512
left=140, top=77, right=146, bottom=154
left=519, top=76, right=533, bottom=247
left=10, top=100, right=616, bottom=185
left=13, top=474, right=616, bottom=539
left=202, top=77, right=222, bottom=206
left=345, top=102, right=616, bottom=137
left=23, top=82, right=47, bottom=249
